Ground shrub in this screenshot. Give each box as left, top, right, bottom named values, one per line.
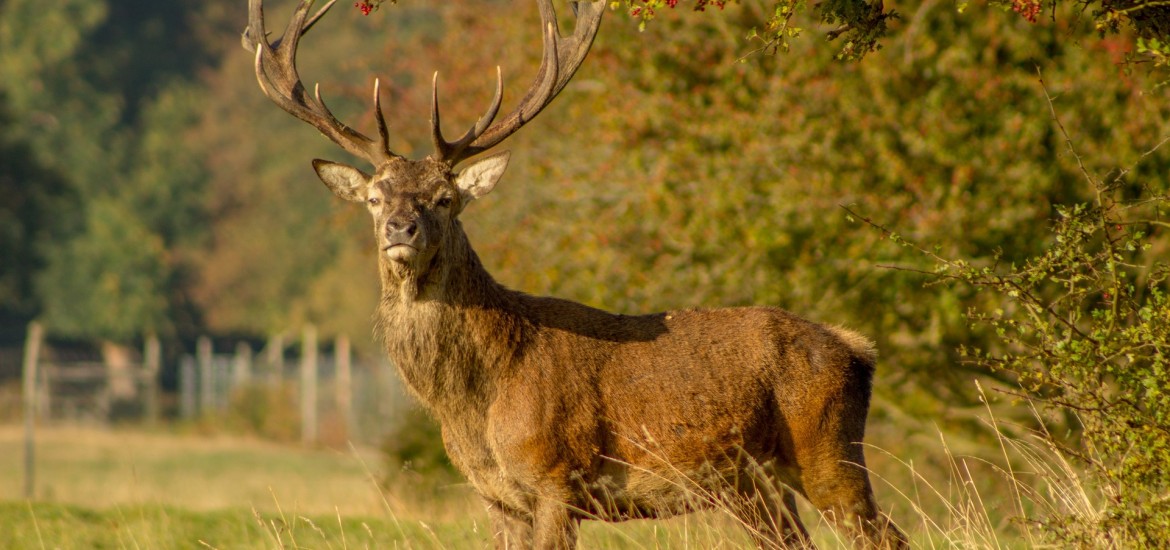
left=380, top=406, right=459, bottom=492
left=864, top=103, right=1170, bottom=545
left=222, top=383, right=301, bottom=443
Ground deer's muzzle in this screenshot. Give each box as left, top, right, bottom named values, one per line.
left=383, top=218, right=423, bottom=262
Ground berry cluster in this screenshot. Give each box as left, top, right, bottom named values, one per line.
left=1011, top=0, right=1041, bottom=23
left=630, top=0, right=725, bottom=17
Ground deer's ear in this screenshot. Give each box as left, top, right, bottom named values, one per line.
left=454, top=151, right=510, bottom=202
left=312, top=159, right=371, bottom=202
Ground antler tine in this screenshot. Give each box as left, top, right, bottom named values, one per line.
left=434, top=0, right=604, bottom=166
left=299, top=0, right=337, bottom=39
left=374, top=79, right=392, bottom=157
left=244, top=0, right=397, bottom=166
left=431, top=68, right=505, bottom=162
left=277, top=0, right=315, bottom=62
left=243, top=0, right=335, bottom=53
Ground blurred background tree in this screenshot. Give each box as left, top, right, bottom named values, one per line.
left=0, top=0, right=217, bottom=346
left=0, top=100, right=71, bottom=341
left=615, top=0, right=1170, bottom=63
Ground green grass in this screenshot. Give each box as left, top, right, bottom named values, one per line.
left=0, top=424, right=491, bottom=548
left=1, top=500, right=780, bottom=550
left=0, top=415, right=1072, bottom=549
left=0, top=425, right=398, bottom=515
left=1, top=501, right=480, bottom=550
left=0, top=425, right=762, bottom=548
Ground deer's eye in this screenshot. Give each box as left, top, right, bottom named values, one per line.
left=435, top=196, right=453, bottom=208
left=367, top=197, right=381, bottom=206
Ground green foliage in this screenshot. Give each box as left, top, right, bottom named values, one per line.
left=221, top=383, right=303, bottom=442
left=0, top=0, right=225, bottom=342
left=0, top=101, right=72, bottom=324
left=617, top=0, right=1170, bottom=66
left=1138, top=35, right=1170, bottom=68
left=0, top=0, right=123, bottom=184
left=32, top=80, right=214, bottom=341
left=959, top=202, right=1169, bottom=545
left=618, top=0, right=893, bottom=59
left=870, top=109, right=1170, bottom=544
left=380, top=407, right=459, bottom=490
left=36, top=199, right=171, bottom=340
left=1089, top=0, right=1170, bottom=45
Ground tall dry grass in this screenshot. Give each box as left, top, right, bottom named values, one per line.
left=1, top=385, right=1117, bottom=549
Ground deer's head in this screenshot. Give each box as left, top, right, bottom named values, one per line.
left=243, top=0, right=603, bottom=278
left=311, top=153, right=509, bottom=275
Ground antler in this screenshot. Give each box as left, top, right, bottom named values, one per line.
left=430, top=0, right=604, bottom=166
left=242, top=0, right=397, bottom=166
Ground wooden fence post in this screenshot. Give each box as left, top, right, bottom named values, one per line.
left=334, top=334, right=352, bottom=440
left=179, top=356, right=196, bottom=420
left=233, top=342, right=253, bottom=390
left=23, top=321, right=44, bottom=500
left=301, top=325, right=318, bottom=446
left=377, top=358, right=394, bottom=420
left=197, top=336, right=213, bottom=415
left=267, top=333, right=284, bottom=386
left=144, top=334, right=161, bottom=424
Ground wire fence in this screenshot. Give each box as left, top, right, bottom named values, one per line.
left=4, top=323, right=411, bottom=446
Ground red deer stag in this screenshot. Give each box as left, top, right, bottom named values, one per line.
left=243, top=1, right=908, bottom=548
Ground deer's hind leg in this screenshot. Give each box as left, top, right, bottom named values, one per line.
left=772, top=488, right=814, bottom=548
left=531, top=498, right=579, bottom=550
left=485, top=499, right=533, bottom=550
left=798, top=452, right=907, bottom=550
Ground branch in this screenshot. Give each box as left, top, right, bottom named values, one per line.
left=1037, top=69, right=1097, bottom=192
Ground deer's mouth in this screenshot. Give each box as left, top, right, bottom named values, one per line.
left=383, top=243, right=418, bottom=262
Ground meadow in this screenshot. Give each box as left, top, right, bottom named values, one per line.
left=0, top=393, right=1083, bottom=549
left=0, top=424, right=479, bottom=549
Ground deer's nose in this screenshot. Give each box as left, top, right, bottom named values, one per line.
left=386, top=219, right=418, bottom=241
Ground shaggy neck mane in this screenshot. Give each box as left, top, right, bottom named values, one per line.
left=373, top=224, right=526, bottom=412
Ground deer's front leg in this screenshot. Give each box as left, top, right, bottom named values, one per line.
left=532, top=499, right=578, bottom=550
left=485, top=499, right=533, bottom=550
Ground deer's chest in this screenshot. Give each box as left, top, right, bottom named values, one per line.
left=382, top=310, right=485, bottom=405
left=438, top=413, right=533, bottom=510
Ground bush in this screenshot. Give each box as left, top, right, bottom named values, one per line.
left=222, top=383, right=301, bottom=443
left=868, top=105, right=1170, bottom=545
left=380, top=406, right=459, bottom=492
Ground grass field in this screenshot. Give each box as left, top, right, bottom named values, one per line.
left=0, top=425, right=480, bottom=548
left=0, top=419, right=1057, bottom=549
left=0, top=425, right=393, bottom=515
left=0, top=425, right=765, bottom=548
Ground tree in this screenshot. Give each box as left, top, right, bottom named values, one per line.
left=0, top=99, right=72, bottom=341
left=614, top=0, right=1170, bottom=65
left=358, top=0, right=1170, bottom=63
left=0, top=0, right=226, bottom=343
left=863, top=98, right=1170, bottom=545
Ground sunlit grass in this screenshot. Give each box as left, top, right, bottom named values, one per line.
left=0, top=396, right=1108, bottom=550
left=0, top=424, right=395, bottom=515
left=1, top=500, right=472, bottom=550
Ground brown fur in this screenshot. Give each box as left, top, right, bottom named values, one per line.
left=307, top=155, right=909, bottom=549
